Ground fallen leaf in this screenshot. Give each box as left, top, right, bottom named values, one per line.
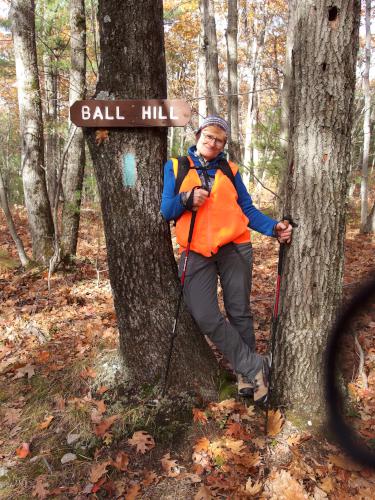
left=287, top=434, right=302, bottom=447
left=95, top=129, right=109, bottom=145
left=90, top=461, right=111, bottom=483
left=16, top=442, right=30, bottom=459
left=4, top=408, right=22, bottom=426
left=32, top=474, right=49, bottom=499
left=223, top=438, right=245, bottom=454
left=194, top=484, right=213, bottom=499
left=128, top=431, right=155, bottom=454
left=318, top=475, right=336, bottom=494
left=94, top=399, right=106, bottom=414
left=94, top=415, right=119, bottom=437
left=97, top=385, right=109, bottom=395
left=91, top=477, right=106, bottom=494
left=328, top=453, right=363, bottom=472
left=36, top=351, right=50, bottom=363
left=125, top=483, right=141, bottom=500
left=225, top=422, right=251, bottom=440
left=80, top=367, right=97, bottom=379
left=38, top=415, right=54, bottom=430
left=193, top=408, right=208, bottom=424
left=112, top=451, right=129, bottom=471
left=245, top=477, right=263, bottom=495
left=61, top=453, right=77, bottom=464
left=142, top=470, right=158, bottom=487
left=161, top=453, right=182, bottom=477
left=265, top=470, right=308, bottom=499
left=193, top=437, right=210, bottom=453
left=13, top=364, right=35, bottom=379
left=267, top=409, right=284, bottom=436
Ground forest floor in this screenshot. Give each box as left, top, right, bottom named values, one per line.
left=0, top=205, right=375, bottom=499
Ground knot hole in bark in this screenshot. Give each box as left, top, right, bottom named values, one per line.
left=322, top=62, right=327, bottom=71
left=328, top=6, right=339, bottom=22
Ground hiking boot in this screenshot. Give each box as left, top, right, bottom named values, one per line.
left=253, top=356, right=271, bottom=404
left=237, top=373, right=254, bottom=397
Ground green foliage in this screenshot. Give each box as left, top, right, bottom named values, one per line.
left=247, top=108, right=285, bottom=180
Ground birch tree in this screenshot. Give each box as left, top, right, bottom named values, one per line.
left=226, top=0, right=241, bottom=162
left=200, top=0, right=220, bottom=116
left=10, top=0, right=54, bottom=265
left=360, top=0, right=371, bottom=233
left=61, top=0, right=86, bottom=259
left=273, top=0, right=361, bottom=420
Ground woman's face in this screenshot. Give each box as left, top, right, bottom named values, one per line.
left=196, top=125, right=227, bottom=161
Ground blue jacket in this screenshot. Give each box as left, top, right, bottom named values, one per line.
left=160, top=145, right=277, bottom=237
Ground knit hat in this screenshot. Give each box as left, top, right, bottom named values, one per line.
left=196, top=116, right=229, bottom=136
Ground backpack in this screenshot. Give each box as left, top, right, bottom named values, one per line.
left=173, top=156, right=236, bottom=195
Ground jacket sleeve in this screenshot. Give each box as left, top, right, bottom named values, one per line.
left=234, top=171, right=277, bottom=237
left=160, top=160, right=185, bottom=221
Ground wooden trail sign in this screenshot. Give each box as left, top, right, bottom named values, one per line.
left=70, top=99, right=191, bottom=128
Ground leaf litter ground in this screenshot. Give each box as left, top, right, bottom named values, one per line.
left=0, top=206, right=375, bottom=499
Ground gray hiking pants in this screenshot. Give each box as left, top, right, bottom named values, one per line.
left=179, top=242, right=263, bottom=380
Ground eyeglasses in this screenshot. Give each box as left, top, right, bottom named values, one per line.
left=201, top=132, right=225, bottom=147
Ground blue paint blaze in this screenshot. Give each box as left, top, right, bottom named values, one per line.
left=122, top=153, right=137, bottom=187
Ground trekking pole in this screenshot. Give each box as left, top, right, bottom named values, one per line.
left=265, top=216, right=297, bottom=435
left=162, top=205, right=198, bottom=397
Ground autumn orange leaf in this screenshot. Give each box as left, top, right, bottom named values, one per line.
left=194, top=484, right=214, bottom=499
left=161, top=453, right=182, bottom=477
left=80, top=367, right=97, bottom=379
left=128, top=431, right=155, bottom=454
left=38, top=415, right=54, bottom=430
left=124, top=483, right=141, bottom=500
left=112, top=451, right=129, bottom=471
left=97, top=386, right=109, bottom=395
left=266, top=409, right=284, bottom=436
left=192, top=407, right=208, bottom=424
left=94, top=415, right=119, bottom=437
left=193, top=437, right=210, bottom=453
left=91, top=477, right=106, bottom=494
left=16, top=442, right=30, bottom=459
left=95, top=129, right=109, bottom=145
left=36, top=351, right=50, bottom=363
left=225, top=422, right=251, bottom=440
left=93, top=399, right=106, bottom=414
left=142, top=470, right=158, bottom=487
left=89, top=460, right=111, bottom=483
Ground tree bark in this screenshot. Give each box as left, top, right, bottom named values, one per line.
left=0, top=168, right=30, bottom=267
left=85, top=0, right=218, bottom=396
left=61, top=0, right=86, bottom=259
left=200, top=0, right=220, bottom=116
left=273, top=0, right=361, bottom=421
left=10, top=0, right=54, bottom=265
left=197, top=15, right=207, bottom=123
left=226, top=0, right=241, bottom=162
left=360, top=0, right=371, bottom=233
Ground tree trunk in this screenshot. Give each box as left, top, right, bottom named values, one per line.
left=226, top=0, right=241, bottom=162
left=61, top=0, right=86, bottom=259
left=200, top=0, right=220, bottom=116
left=243, top=9, right=266, bottom=173
left=0, top=168, right=30, bottom=267
left=273, top=0, right=361, bottom=421
left=364, top=200, right=375, bottom=232
left=277, top=5, right=294, bottom=214
left=43, top=50, right=58, bottom=208
left=360, top=0, right=371, bottom=233
left=10, top=0, right=54, bottom=265
left=197, top=29, right=207, bottom=123
left=85, top=0, right=218, bottom=396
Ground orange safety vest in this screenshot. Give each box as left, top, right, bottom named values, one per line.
left=172, top=156, right=250, bottom=257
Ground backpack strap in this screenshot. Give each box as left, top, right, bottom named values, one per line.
left=173, top=156, right=192, bottom=195
left=172, top=156, right=237, bottom=195
left=217, top=158, right=236, bottom=188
